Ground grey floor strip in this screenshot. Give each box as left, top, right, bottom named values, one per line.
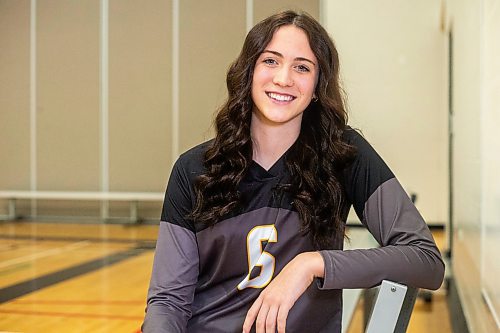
left=0, top=246, right=151, bottom=304
left=0, top=234, right=156, bottom=244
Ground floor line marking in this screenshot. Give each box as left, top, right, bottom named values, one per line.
left=0, top=309, right=143, bottom=320
left=0, top=241, right=90, bottom=269
left=12, top=300, right=143, bottom=305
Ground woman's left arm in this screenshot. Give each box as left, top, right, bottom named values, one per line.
left=319, top=176, right=445, bottom=290
left=318, top=130, right=445, bottom=291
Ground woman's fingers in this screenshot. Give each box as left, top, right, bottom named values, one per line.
left=276, top=305, right=290, bottom=333
left=244, top=289, right=293, bottom=333
left=243, top=295, right=262, bottom=333
left=246, top=295, right=283, bottom=333
left=263, top=305, right=278, bottom=333
left=255, top=302, right=270, bottom=333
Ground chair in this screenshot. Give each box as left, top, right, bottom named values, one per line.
left=363, top=280, right=419, bottom=333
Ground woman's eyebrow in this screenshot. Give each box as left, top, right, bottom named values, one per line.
left=262, top=49, right=316, bottom=66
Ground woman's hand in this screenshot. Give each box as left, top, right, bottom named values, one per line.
left=242, top=251, right=324, bottom=333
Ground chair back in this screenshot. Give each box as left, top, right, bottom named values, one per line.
left=365, top=280, right=419, bottom=333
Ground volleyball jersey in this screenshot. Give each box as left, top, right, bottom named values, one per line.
left=143, top=129, right=444, bottom=333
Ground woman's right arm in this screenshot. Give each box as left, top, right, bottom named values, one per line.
left=142, top=222, right=199, bottom=332
left=143, top=157, right=200, bottom=333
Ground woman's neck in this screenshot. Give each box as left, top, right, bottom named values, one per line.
left=250, top=113, right=301, bottom=171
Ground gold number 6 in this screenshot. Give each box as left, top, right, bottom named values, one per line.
left=237, top=225, right=278, bottom=290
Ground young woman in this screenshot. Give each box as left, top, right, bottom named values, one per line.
left=143, top=11, right=444, bottom=333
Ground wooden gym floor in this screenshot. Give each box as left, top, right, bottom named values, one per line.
left=0, top=221, right=451, bottom=333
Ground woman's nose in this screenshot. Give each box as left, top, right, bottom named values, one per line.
left=272, top=67, right=294, bottom=87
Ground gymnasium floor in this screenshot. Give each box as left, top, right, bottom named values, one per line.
left=0, top=221, right=451, bottom=333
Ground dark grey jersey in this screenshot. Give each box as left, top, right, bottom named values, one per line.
left=143, top=129, right=444, bottom=333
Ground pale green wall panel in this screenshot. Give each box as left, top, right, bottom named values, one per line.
left=253, top=0, right=319, bottom=24
left=178, top=0, right=246, bottom=153
left=37, top=0, right=100, bottom=191
left=0, top=0, right=31, bottom=190
left=108, top=0, right=172, bottom=192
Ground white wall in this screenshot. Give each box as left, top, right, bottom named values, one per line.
left=322, top=0, right=448, bottom=225
left=480, top=0, right=500, bottom=327
left=450, top=0, right=500, bottom=330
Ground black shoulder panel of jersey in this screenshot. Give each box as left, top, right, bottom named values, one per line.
left=342, top=128, right=395, bottom=220
left=160, top=140, right=212, bottom=232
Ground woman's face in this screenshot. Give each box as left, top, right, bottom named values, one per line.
left=251, top=25, right=318, bottom=129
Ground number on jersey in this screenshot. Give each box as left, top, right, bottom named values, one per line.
left=237, top=225, right=278, bottom=290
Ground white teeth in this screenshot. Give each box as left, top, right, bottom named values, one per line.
left=268, top=92, right=294, bottom=102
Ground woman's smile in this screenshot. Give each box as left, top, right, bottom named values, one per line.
left=266, top=91, right=296, bottom=103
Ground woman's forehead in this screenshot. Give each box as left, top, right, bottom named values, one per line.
left=263, top=25, right=316, bottom=62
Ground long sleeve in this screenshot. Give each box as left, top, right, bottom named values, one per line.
left=319, top=130, right=445, bottom=290
left=143, top=223, right=199, bottom=332
left=143, top=158, right=200, bottom=333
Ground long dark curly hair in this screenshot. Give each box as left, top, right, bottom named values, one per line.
left=189, top=10, right=355, bottom=249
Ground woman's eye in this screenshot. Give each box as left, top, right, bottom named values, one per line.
left=263, top=58, right=277, bottom=65
left=296, top=64, right=310, bottom=73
